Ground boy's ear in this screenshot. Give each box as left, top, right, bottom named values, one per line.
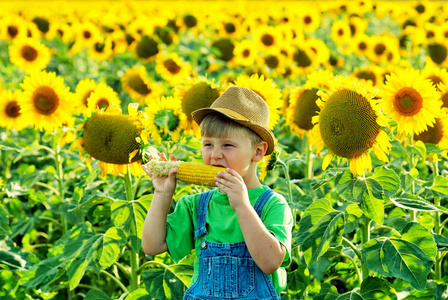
left=252, top=141, right=268, bottom=162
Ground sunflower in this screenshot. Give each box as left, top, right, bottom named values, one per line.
left=233, top=39, right=258, bottom=67
left=142, top=95, right=187, bottom=143
left=8, top=37, right=52, bottom=74
left=74, top=78, right=97, bottom=115
left=211, top=38, right=235, bottom=63
left=438, top=83, right=448, bottom=111
left=311, top=76, right=391, bottom=177
left=3, top=14, right=28, bottom=41
left=369, top=35, right=400, bottom=64
left=304, top=69, right=334, bottom=91
left=347, top=0, right=373, bottom=15
left=414, top=115, right=448, bottom=150
left=286, top=87, right=320, bottom=139
left=421, top=63, right=448, bottom=90
left=297, top=8, right=321, bottom=33
left=258, top=147, right=279, bottom=181
left=71, top=103, right=148, bottom=177
left=306, top=38, right=330, bottom=66
left=88, top=37, right=113, bottom=61
left=257, top=51, right=288, bottom=77
left=108, top=29, right=128, bottom=55
left=174, top=76, right=224, bottom=135
left=18, top=71, right=73, bottom=131
left=121, top=65, right=163, bottom=105
left=132, top=35, right=160, bottom=62
left=381, top=68, right=442, bottom=136
left=155, top=53, right=192, bottom=85
left=330, top=19, right=351, bottom=47
left=232, top=74, right=283, bottom=129
left=350, top=34, right=372, bottom=57
left=86, top=82, right=121, bottom=115
left=69, top=21, right=102, bottom=55
left=0, top=89, right=27, bottom=130
left=45, top=21, right=73, bottom=43
left=426, top=42, right=448, bottom=67
left=351, top=64, right=384, bottom=88
left=348, top=15, right=368, bottom=38
left=253, top=25, right=284, bottom=54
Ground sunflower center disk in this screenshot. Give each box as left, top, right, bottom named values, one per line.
left=163, top=59, right=181, bottom=74
left=182, top=82, right=220, bottom=119
left=293, top=89, right=320, bottom=130
left=394, top=87, right=423, bottom=116
left=5, top=101, right=21, bottom=118
left=319, top=89, right=379, bottom=159
left=21, top=46, right=38, bottom=62
left=83, top=113, right=142, bottom=164
left=129, top=74, right=151, bottom=95
left=414, top=118, right=444, bottom=144
left=261, top=34, right=274, bottom=46
left=33, top=86, right=60, bottom=115
left=82, top=90, right=94, bottom=106
left=428, top=43, right=448, bottom=65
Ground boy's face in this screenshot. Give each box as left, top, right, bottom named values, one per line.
left=202, top=135, right=256, bottom=177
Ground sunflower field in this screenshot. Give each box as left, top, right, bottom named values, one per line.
left=3, top=0, right=448, bottom=299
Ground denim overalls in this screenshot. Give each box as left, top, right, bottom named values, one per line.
left=183, top=188, right=281, bottom=300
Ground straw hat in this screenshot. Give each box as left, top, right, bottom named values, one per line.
left=191, top=86, right=275, bottom=156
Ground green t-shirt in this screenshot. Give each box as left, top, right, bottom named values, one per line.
left=165, top=186, right=293, bottom=294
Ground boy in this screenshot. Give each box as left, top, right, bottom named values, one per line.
left=141, top=86, right=293, bottom=299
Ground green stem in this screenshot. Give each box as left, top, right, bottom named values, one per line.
left=410, top=151, right=416, bottom=222
left=360, top=216, right=371, bottom=280
left=305, top=135, right=312, bottom=179
left=124, top=165, right=139, bottom=291
left=100, top=270, right=129, bottom=293
left=54, top=141, right=68, bottom=234
left=434, top=192, right=442, bottom=280
left=341, top=252, right=362, bottom=285
left=137, top=260, right=169, bottom=275
left=277, top=159, right=294, bottom=223
left=342, top=236, right=362, bottom=260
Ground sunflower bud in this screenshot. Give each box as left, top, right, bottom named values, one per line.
left=83, top=112, right=143, bottom=164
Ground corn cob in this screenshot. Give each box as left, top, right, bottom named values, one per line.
left=144, top=160, right=226, bottom=186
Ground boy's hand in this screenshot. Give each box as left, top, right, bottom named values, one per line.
left=142, top=153, right=178, bottom=197
left=215, top=168, right=250, bottom=211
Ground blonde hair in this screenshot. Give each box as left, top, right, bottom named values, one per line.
left=200, top=113, right=263, bottom=149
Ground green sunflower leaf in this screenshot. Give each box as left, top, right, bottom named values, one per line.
left=361, top=222, right=436, bottom=291
left=0, top=205, right=11, bottom=239
left=142, top=264, right=193, bottom=300
left=111, top=194, right=152, bottom=252
left=293, top=199, right=345, bottom=265
left=314, top=282, right=340, bottom=300
left=125, top=288, right=151, bottom=300
left=84, top=289, right=111, bottom=300
left=390, top=193, right=440, bottom=212
left=430, top=175, right=448, bottom=196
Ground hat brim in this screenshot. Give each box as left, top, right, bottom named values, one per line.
left=192, top=107, right=275, bottom=156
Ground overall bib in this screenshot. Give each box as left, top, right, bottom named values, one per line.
left=183, top=189, right=281, bottom=300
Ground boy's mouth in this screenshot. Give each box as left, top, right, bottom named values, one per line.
left=212, top=164, right=226, bottom=168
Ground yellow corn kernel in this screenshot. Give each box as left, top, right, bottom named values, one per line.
left=144, top=160, right=225, bottom=186
left=178, top=162, right=225, bottom=186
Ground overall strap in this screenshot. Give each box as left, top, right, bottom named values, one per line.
left=194, top=190, right=215, bottom=239
left=253, top=188, right=275, bottom=218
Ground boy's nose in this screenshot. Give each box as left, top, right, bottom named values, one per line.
left=211, top=149, right=223, bottom=159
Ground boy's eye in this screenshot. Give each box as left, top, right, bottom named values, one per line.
left=204, top=143, right=213, bottom=147
left=224, top=144, right=234, bottom=147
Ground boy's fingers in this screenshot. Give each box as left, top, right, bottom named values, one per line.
left=160, top=153, right=168, bottom=161
left=169, top=154, right=177, bottom=162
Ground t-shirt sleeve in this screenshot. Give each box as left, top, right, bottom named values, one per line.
left=165, top=195, right=196, bottom=263
left=261, top=192, right=293, bottom=267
